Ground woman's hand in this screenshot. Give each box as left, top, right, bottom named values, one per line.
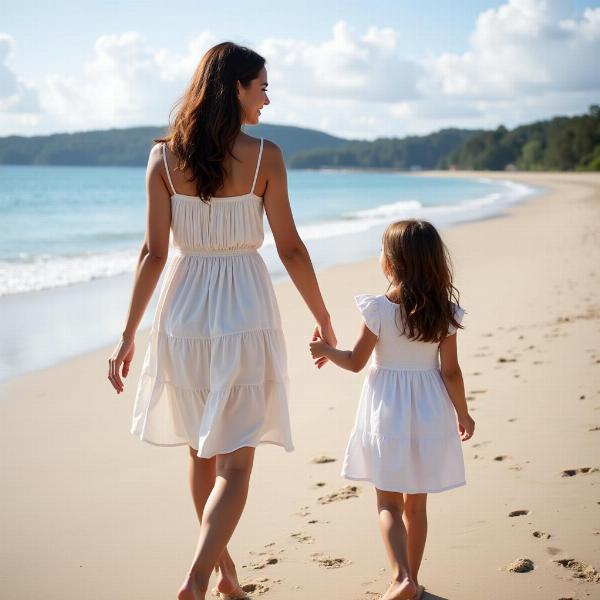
left=108, top=335, right=135, bottom=394
left=311, top=318, right=337, bottom=369
left=458, top=412, right=475, bottom=441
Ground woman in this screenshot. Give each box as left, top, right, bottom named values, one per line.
left=107, top=42, right=336, bottom=600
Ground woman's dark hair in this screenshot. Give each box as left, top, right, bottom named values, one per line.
left=156, top=42, right=265, bottom=202
left=382, top=219, right=463, bottom=343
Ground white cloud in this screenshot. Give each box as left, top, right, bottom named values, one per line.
left=0, top=34, right=40, bottom=114
left=260, top=21, right=421, bottom=103
left=425, top=0, right=600, bottom=99
left=35, top=32, right=218, bottom=132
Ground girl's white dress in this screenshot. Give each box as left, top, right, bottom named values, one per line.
left=341, top=294, right=466, bottom=493
left=130, top=140, right=293, bottom=458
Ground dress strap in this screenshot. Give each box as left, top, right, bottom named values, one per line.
left=162, top=142, right=176, bottom=196
left=250, top=138, right=264, bottom=195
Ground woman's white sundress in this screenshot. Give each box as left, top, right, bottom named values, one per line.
left=341, top=294, right=466, bottom=494
left=130, top=139, right=293, bottom=458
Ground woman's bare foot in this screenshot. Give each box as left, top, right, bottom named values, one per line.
left=214, top=556, right=244, bottom=596
left=177, top=571, right=207, bottom=600
left=381, top=576, right=417, bottom=600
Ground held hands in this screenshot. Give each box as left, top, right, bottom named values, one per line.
left=309, top=338, right=330, bottom=362
left=108, top=335, right=135, bottom=394
left=458, top=412, right=475, bottom=442
left=311, top=317, right=337, bottom=369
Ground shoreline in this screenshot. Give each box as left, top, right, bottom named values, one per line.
left=1, top=171, right=599, bottom=599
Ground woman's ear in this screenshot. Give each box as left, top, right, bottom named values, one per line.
left=236, top=80, right=241, bottom=96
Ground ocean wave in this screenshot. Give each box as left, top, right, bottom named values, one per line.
left=0, top=250, right=138, bottom=296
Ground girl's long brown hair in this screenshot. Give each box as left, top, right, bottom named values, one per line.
left=156, top=42, right=265, bottom=202
left=383, top=220, right=463, bottom=343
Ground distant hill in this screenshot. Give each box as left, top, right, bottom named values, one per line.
left=289, top=129, right=484, bottom=170
left=0, top=123, right=346, bottom=167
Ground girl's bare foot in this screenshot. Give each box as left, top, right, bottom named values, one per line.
left=412, top=584, right=425, bottom=600
left=381, top=576, right=417, bottom=600
left=177, top=571, right=207, bottom=600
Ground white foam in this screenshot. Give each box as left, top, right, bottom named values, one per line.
left=0, top=250, right=138, bottom=296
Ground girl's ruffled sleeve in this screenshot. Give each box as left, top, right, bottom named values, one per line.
left=354, top=294, right=380, bottom=337
left=447, top=303, right=466, bottom=336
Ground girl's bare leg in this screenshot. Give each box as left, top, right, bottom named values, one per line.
left=178, top=447, right=255, bottom=600
left=403, top=493, right=428, bottom=589
left=376, top=488, right=417, bottom=600
left=187, top=447, right=243, bottom=595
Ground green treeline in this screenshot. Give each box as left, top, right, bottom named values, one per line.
left=289, top=106, right=600, bottom=171
left=289, top=129, right=482, bottom=169
left=440, top=106, right=600, bottom=171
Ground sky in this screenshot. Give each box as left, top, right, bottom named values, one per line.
left=2, top=0, right=600, bottom=140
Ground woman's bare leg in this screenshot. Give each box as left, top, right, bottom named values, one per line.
left=178, top=447, right=255, bottom=600
left=403, top=493, right=428, bottom=588
left=376, top=488, right=417, bottom=600
left=187, top=447, right=243, bottom=595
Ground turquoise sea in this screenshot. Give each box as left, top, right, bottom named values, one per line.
left=0, top=165, right=541, bottom=381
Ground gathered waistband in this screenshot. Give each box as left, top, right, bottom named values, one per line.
left=370, top=363, right=439, bottom=372
left=172, top=247, right=258, bottom=257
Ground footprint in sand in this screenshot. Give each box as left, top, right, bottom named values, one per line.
left=533, top=530, right=551, bottom=539
left=555, top=558, right=600, bottom=583
left=508, top=509, right=530, bottom=517
left=311, top=456, right=337, bottom=464
left=295, top=505, right=311, bottom=517
left=239, top=579, right=271, bottom=595
left=290, top=531, right=314, bottom=544
left=472, top=441, right=492, bottom=448
left=311, top=554, right=351, bottom=569
left=508, top=418, right=518, bottom=423
left=545, top=547, right=562, bottom=556
left=314, top=482, right=327, bottom=487
left=589, top=426, right=600, bottom=431
left=561, top=467, right=599, bottom=477
left=493, top=455, right=509, bottom=461
left=246, top=557, right=279, bottom=570
left=498, top=357, right=517, bottom=363
left=318, top=485, right=360, bottom=504
left=507, top=558, right=534, bottom=573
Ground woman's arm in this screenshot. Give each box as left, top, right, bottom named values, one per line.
left=108, top=144, right=172, bottom=393
left=262, top=141, right=336, bottom=366
left=309, top=323, right=377, bottom=373
left=439, top=333, right=475, bottom=441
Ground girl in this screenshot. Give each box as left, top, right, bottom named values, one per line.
left=309, top=219, right=475, bottom=600
left=108, top=42, right=336, bottom=600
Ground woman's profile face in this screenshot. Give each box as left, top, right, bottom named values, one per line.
left=238, top=66, right=270, bottom=125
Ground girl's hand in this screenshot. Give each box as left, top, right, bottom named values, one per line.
left=458, top=412, right=475, bottom=441
left=312, top=318, right=337, bottom=369
left=108, top=335, right=135, bottom=394
left=309, top=339, right=330, bottom=363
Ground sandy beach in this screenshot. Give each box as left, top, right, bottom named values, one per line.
left=1, top=171, right=599, bottom=600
